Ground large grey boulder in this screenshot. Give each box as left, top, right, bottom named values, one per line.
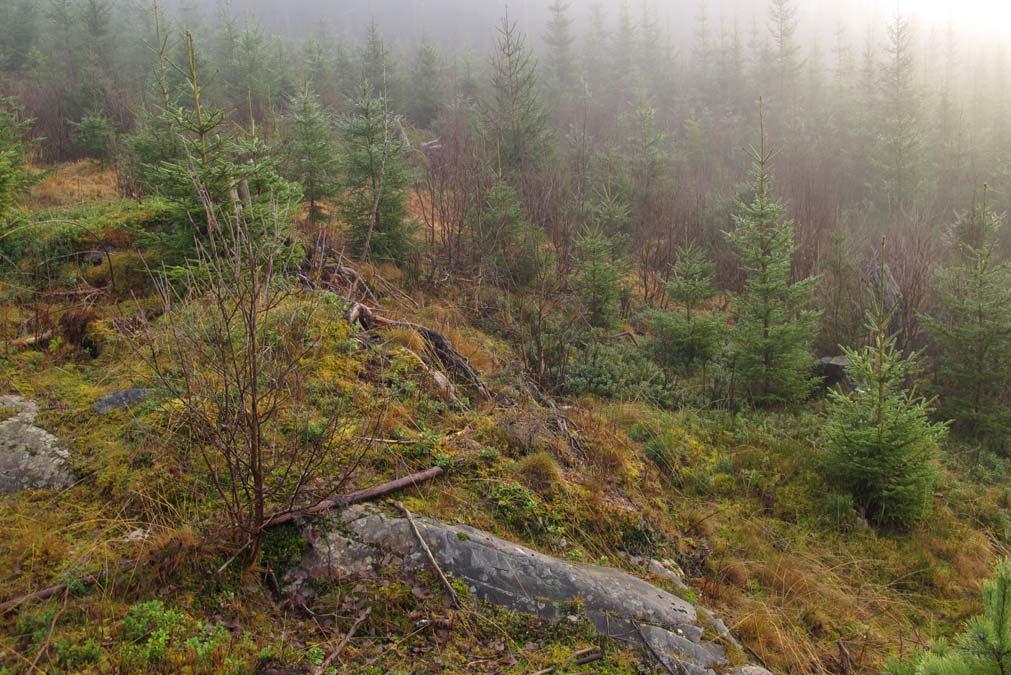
left=287, top=505, right=743, bottom=674
left=0, top=395, right=74, bottom=494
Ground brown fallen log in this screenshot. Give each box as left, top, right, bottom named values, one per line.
left=0, top=467, right=445, bottom=615
left=345, top=302, right=492, bottom=402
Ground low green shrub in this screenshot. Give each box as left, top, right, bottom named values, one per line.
left=563, top=341, right=675, bottom=407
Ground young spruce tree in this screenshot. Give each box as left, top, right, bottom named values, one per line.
left=337, top=80, right=414, bottom=262
left=484, top=10, right=549, bottom=176
left=282, top=86, right=338, bottom=225
left=727, top=126, right=818, bottom=406
left=0, top=98, right=36, bottom=222
left=149, top=32, right=300, bottom=257
left=573, top=227, right=624, bottom=330
left=407, top=35, right=442, bottom=129
left=925, top=192, right=1011, bottom=453
left=650, top=243, right=724, bottom=374
left=71, top=110, right=116, bottom=164
left=886, top=558, right=1011, bottom=675
left=822, top=249, right=946, bottom=529
left=543, top=0, right=575, bottom=90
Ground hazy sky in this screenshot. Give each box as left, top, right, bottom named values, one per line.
left=892, top=0, right=1011, bottom=32
left=210, top=0, right=1011, bottom=48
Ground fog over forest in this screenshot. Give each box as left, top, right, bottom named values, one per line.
left=189, top=0, right=1011, bottom=46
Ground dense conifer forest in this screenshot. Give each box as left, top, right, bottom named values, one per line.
left=4, top=1, right=1011, bottom=673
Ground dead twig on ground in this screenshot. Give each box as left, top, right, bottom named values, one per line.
left=395, top=501, right=461, bottom=609
left=4, top=469, right=445, bottom=612
left=0, top=560, right=135, bottom=615
left=530, top=646, right=603, bottom=674
left=28, top=587, right=68, bottom=671
left=315, top=607, right=372, bottom=674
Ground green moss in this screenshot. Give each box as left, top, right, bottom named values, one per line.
left=489, top=481, right=559, bottom=537
left=82, top=251, right=154, bottom=299
left=260, top=523, right=305, bottom=578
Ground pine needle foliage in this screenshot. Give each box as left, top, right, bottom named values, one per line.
left=573, top=226, right=624, bottom=330
left=483, top=9, right=550, bottom=176
left=337, top=79, right=414, bottom=262
left=925, top=192, right=1011, bottom=452
left=0, top=97, right=36, bottom=221
left=886, top=558, right=1011, bottom=674
left=726, top=130, right=818, bottom=406
left=281, top=86, right=338, bottom=224
left=407, top=35, right=442, bottom=128
left=650, top=243, right=725, bottom=374
left=822, top=252, right=946, bottom=529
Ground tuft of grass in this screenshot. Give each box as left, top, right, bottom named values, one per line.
left=516, top=451, right=563, bottom=498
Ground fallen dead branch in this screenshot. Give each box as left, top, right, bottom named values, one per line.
left=401, top=346, right=458, bottom=403
left=573, top=650, right=603, bottom=666
left=358, top=437, right=419, bottom=445
left=346, top=302, right=492, bottom=401
left=837, top=639, right=853, bottom=673
left=28, top=587, right=68, bottom=671
left=0, top=559, right=135, bottom=616
left=260, top=466, right=445, bottom=529
left=395, top=501, right=461, bottom=609
left=315, top=606, right=372, bottom=674
left=300, top=261, right=378, bottom=305
left=632, top=619, right=676, bottom=675
left=549, top=413, right=589, bottom=463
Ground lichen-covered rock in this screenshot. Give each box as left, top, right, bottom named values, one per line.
left=287, top=505, right=745, bottom=674
left=0, top=395, right=74, bottom=494
left=638, top=622, right=727, bottom=673
left=344, top=505, right=695, bottom=625
left=623, top=553, right=744, bottom=653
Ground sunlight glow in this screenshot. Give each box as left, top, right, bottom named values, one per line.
left=895, top=0, right=1011, bottom=34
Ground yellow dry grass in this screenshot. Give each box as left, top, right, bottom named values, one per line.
left=26, top=160, right=120, bottom=209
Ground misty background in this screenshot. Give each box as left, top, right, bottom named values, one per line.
left=5, top=0, right=1011, bottom=357
left=169, top=0, right=1009, bottom=49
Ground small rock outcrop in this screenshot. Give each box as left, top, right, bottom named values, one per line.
left=0, top=395, right=74, bottom=494
left=814, top=355, right=851, bottom=389
left=93, top=388, right=147, bottom=414
left=286, top=505, right=768, bottom=674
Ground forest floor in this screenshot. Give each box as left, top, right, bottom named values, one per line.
left=0, top=162, right=1006, bottom=674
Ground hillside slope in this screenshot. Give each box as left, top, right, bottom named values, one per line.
left=0, top=163, right=1004, bottom=673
